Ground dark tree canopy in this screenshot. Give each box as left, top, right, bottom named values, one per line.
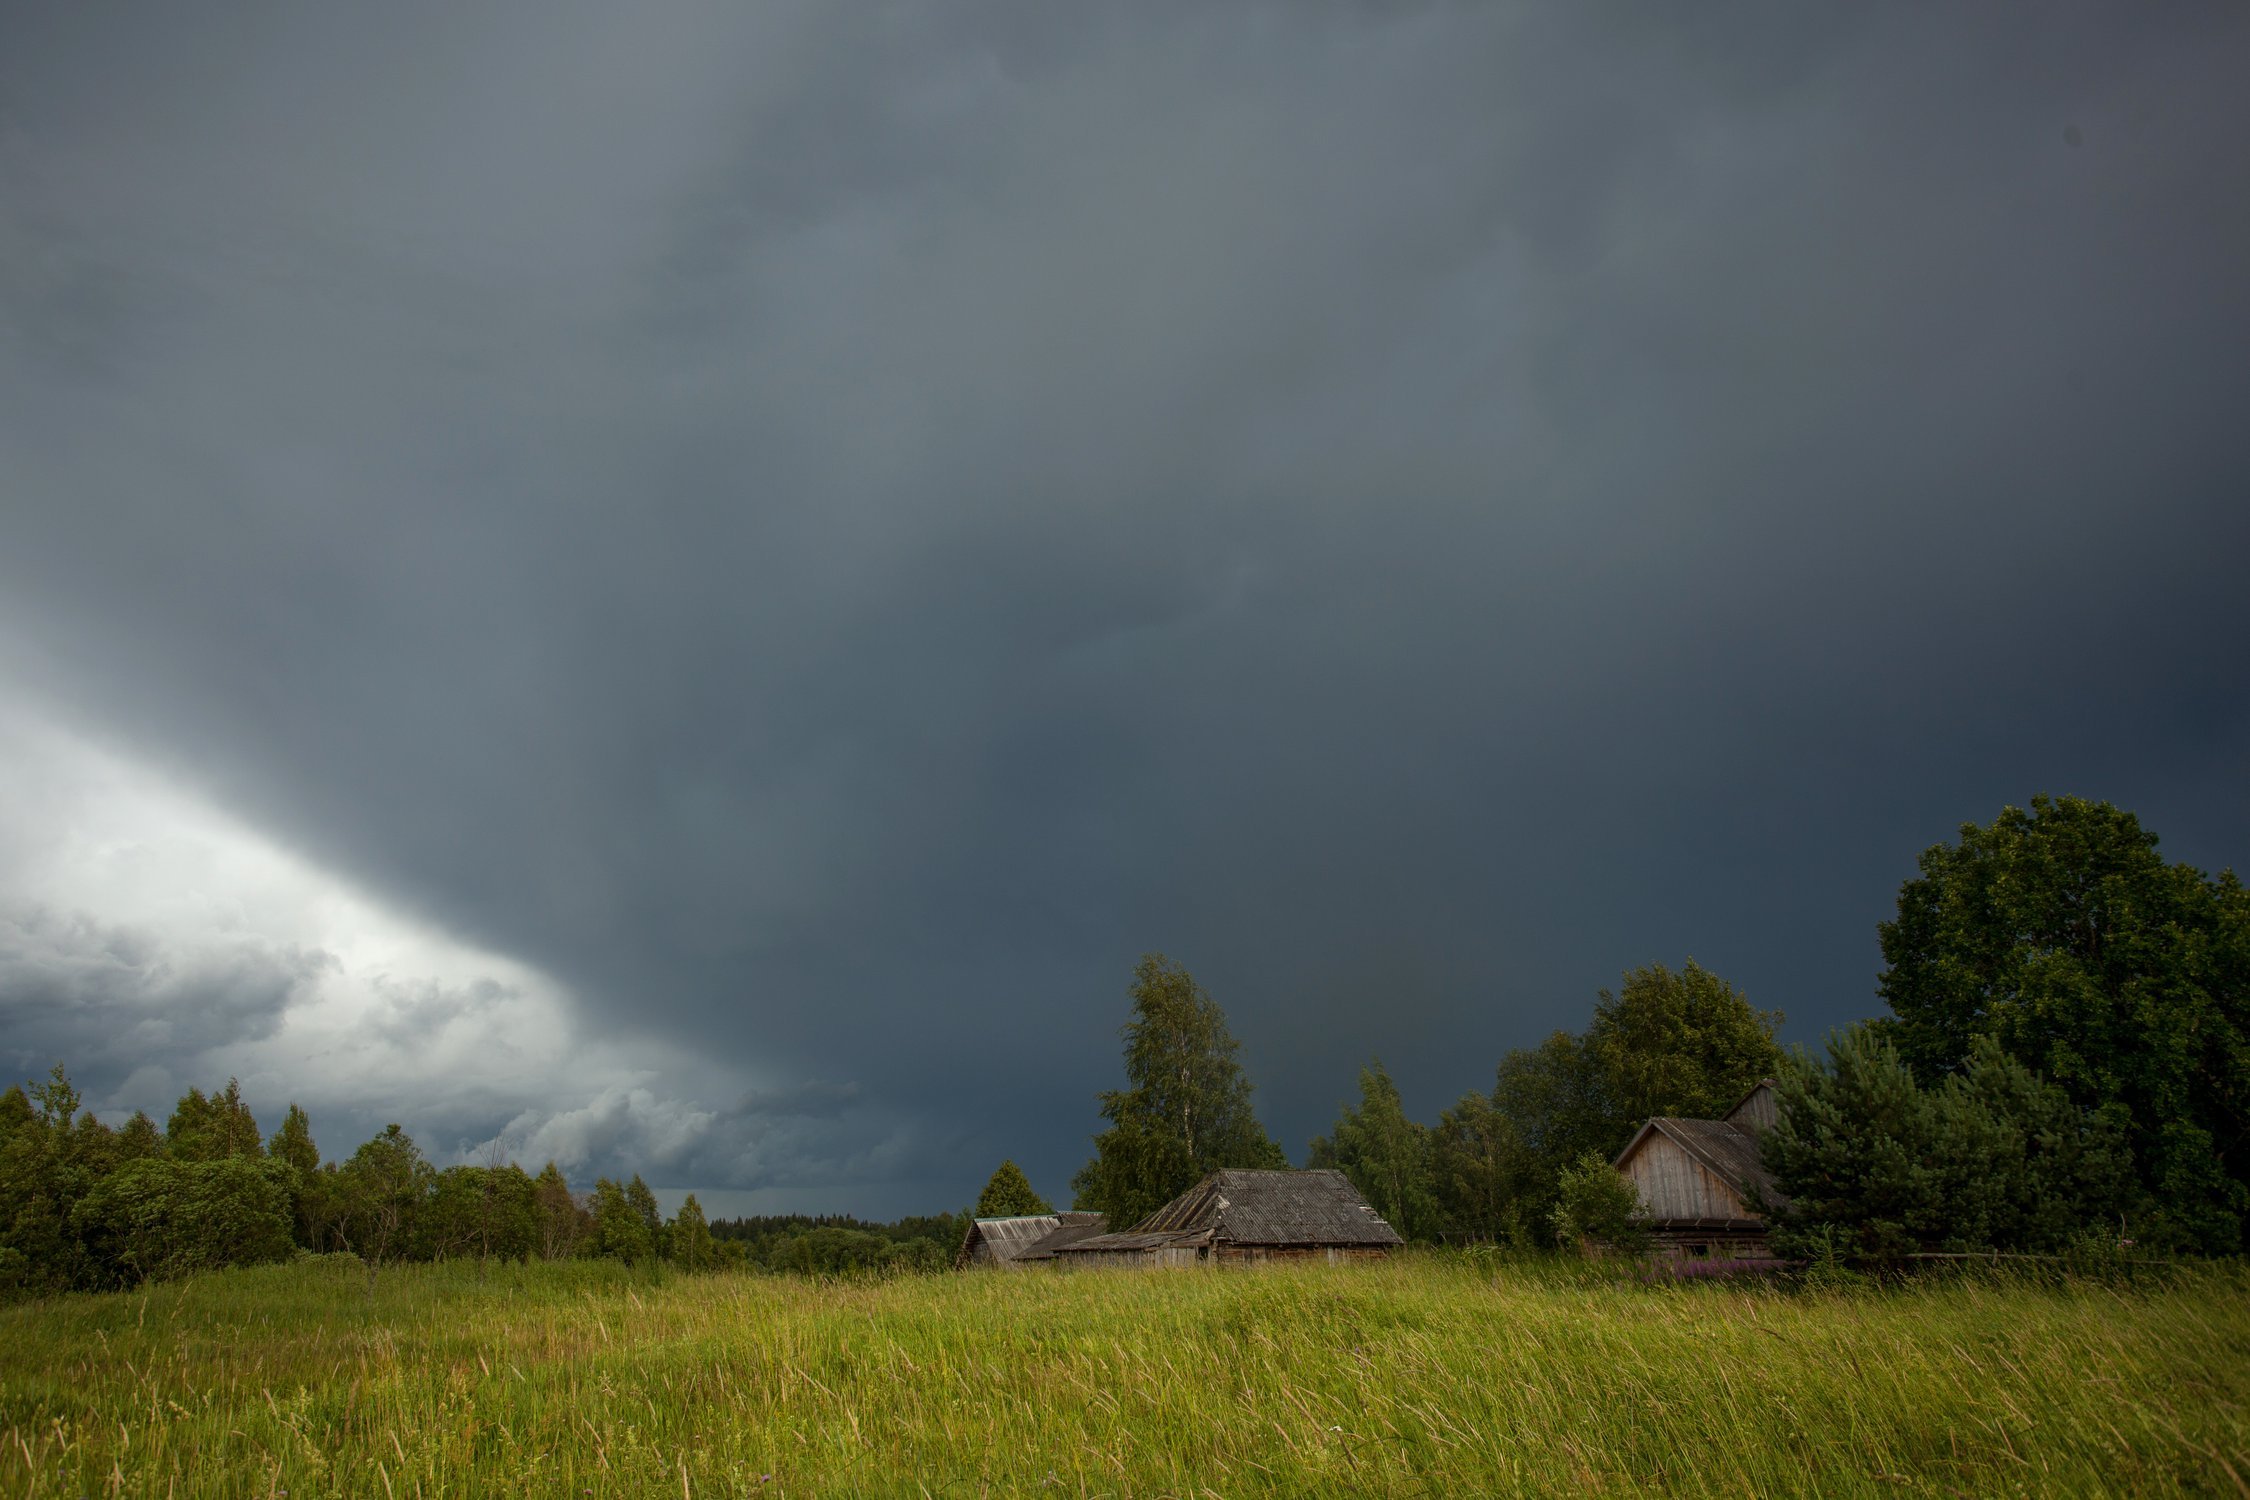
left=1877, top=795, right=2250, bottom=1252
left=1443, top=964, right=1779, bottom=1241
left=1762, top=1025, right=2138, bottom=1259
left=973, top=1160, right=1052, bottom=1218
left=1585, top=961, right=1783, bottom=1127
left=1072, top=954, right=1286, bottom=1226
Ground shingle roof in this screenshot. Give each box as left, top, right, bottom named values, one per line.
left=1061, top=1168, right=1404, bottom=1251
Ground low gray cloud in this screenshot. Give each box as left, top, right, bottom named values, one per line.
left=476, top=1079, right=926, bottom=1196
left=0, top=900, right=332, bottom=1094
left=1, top=2, right=2245, bottom=1211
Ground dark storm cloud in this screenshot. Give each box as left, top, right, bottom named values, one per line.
left=0, top=901, right=331, bottom=1089
left=2, top=2, right=2246, bottom=1210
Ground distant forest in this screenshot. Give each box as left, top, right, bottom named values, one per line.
left=3, top=795, right=2244, bottom=1297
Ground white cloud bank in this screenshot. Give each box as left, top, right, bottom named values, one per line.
left=0, top=708, right=929, bottom=1204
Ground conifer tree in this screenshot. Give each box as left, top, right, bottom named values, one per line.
left=116, top=1112, right=163, bottom=1162
left=268, top=1104, right=319, bottom=1176
left=625, top=1174, right=664, bottom=1256
left=165, top=1081, right=264, bottom=1163
left=265, top=1104, right=322, bottom=1248
left=974, top=1160, right=1052, bottom=1217
left=667, top=1193, right=717, bottom=1270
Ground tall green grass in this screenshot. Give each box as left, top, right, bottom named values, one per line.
left=2, top=1253, right=2243, bottom=1497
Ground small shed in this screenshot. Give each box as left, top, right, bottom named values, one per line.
left=1051, top=1168, right=1404, bottom=1268
left=956, top=1211, right=1105, bottom=1269
left=1612, top=1079, right=1787, bottom=1262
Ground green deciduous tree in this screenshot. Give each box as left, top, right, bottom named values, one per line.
left=1550, top=1151, right=1650, bottom=1257
left=340, top=1124, right=431, bottom=1267
left=74, top=1157, right=294, bottom=1285
left=0, top=1068, right=104, bottom=1293
left=532, top=1162, right=589, bottom=1260
left=165, top=1080, right=263, bottom=1163
left=1484, top=1031, right=1613, bottom=1234
left=1877, top=795, right=2250, bottom=1252
left=973, top=1160, right=1052, bottom=1217
left=1586, top=961, right=1782, bottom=1127
left=1071, top=954, right=1286, bottom=1226
left=1309, top=1060, right=1437, bottom=1242
left=420, top=1165, right=537, bottom=1263
left=1429, top=1090, right=1539, bottom=1246
left=589, top=1178, right=655, bottom=1263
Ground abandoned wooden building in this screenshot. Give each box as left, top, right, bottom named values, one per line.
left=955, top=1211, right=1106, bottom=1269
left=1008, top=1213, right=1113, bottom=1265
left=1050, top=1168, right=1404, bottom=1267
left=1612, top=1078, right=1788, bottom=1262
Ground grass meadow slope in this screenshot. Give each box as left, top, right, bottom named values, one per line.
left=2, top=1254, right=2245, bottom=1498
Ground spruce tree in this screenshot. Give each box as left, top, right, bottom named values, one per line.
left=266, top=1104, right=322, bottom=1248
left=668, top=1193, right=717, bottom=1270
left=974, top=1160, right=1053, bottom=1217
left=625, top=1175, right=664, bottom=1254
left=268, top=1104, right=320, bottom=1176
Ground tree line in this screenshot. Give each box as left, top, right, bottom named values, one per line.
left=1059, top=796, right=2247, bottom=1258
left=0, top=1067, right=995, bottom=1296
left=5, top=794, right=2244, bottom=1295
left=0, top=1075, right=750, bottom=1295
left=1061, top=952, right=1783, bottom=1246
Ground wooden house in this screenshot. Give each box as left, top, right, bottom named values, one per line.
left=1050, top=1168, right=1403, bottom=1267
left=955, top=1211, right=1105, bottom=1269
left=1611, top=1079, right=1788, bottom=1263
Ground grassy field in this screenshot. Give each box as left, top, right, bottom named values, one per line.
left=2, top=1254, right=2244, bottom=1498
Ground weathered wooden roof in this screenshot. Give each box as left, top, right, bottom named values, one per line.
left=1012, top=1212, right=1109, bottom=1260
left=1053, top=1229, right=1210, bottom=1255
left=1616, top=1116, right=1788, bottom=1213
left=957, top=1214, right=1062, bottom=1266
left=1721, top=1079, right=1780, bottom=1137
left=1059, top=1169, right=1404, bottom=1253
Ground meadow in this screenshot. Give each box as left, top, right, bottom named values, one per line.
left=2, top=1254, right=2244, bottom=1498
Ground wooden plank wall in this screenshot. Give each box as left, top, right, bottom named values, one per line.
left=1623, top=1134, right=1748, bottom=1220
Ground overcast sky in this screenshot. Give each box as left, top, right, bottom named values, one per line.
left=2, top=2, right=2246, bottom=1216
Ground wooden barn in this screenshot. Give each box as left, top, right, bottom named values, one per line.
left=1612, top=1079, right=1788, bottom=1263
left=1051, top=1168, right=1403, bottom=1268
left=955, top=1211, right=1105, bottom=1269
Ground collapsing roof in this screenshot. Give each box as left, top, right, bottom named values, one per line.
left=1055, top=1169, right=1404, bottom=1257
left=1011, top=1214, right=1112, bottom=1261
left=956, top=1212, right=1105, bottom=1268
